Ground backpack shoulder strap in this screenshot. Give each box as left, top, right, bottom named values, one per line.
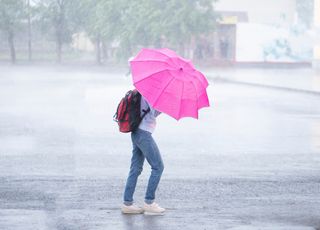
left=142, top=106, right=150, bottom=117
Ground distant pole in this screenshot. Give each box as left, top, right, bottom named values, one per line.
left=313, top=0, right=320, bottom=70
left=27, top=0, right=32, bottom=61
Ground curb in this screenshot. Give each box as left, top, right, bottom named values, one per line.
left=208, top=76, right=320, bottom=96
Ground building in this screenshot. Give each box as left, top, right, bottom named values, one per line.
left=314, top=0, right=320, bottom=69
left=212, top=0, right=313, bottom=65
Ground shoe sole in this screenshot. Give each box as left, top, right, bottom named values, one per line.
left=122, top=211, right=144, bottom=214
left=121, top=209, right=144, bottom=214
left=143, top=211, right=165, bottom=216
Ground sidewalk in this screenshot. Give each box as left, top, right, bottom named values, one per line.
left=203, top=67, right=320, bottom=94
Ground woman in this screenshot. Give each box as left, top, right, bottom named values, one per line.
left=121, top=95, right=165, bottom=215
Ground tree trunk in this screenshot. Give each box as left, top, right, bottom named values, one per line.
left=123, top=39, right=132, bottom=59
left=8, top=30, right=16, bottom=64
left=55, top=0, right=65, bottom=64
left=95, top=35, right=101, bottom=65
left=178, top=43, right=185, bottom=57
left=55, top=21, right=62, bottom=63
left=56, top=38, right=62, bottom=63
left=101, top=40, right=108, bottom=63
left=27, top=0, right=32, bottom=61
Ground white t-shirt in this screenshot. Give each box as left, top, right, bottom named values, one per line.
left=138, top=97, right=161, bottom=133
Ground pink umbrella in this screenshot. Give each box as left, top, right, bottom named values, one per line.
left=130, top=48, right=210, bottom=120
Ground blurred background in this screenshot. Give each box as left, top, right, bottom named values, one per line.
left=0, top=0, right=319, bottom=68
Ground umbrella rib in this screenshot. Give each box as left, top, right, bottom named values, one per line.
left=140, top=48, right=174, bottom=59
left=190, top=79, right=210, bottom=110
left=130, top=59, right=169, bottom=64
left=133, top=69, right=171, bottom=85
left=188, top=71, right=209, bottom=88
left=141, top=48, right=182, bottom=60
left=178, top=81, right=184, bottom=119
left=190, top=80, right=200, bottom=111
left=131, top=59, right=177, bottom=70
left=152, top=73, right=176, bottom=108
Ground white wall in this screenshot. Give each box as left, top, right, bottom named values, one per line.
left=236, top=23, right=312, bottom=62
left=314, top=0, right=320, bottom=60
left=215, top=0, right=297, bottom=27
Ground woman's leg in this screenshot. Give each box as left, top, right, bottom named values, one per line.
left=136, top=131, right=164, bottom=204
left=123, top=135, right=145, bottom=205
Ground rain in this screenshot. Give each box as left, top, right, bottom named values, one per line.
left=0, top=0, right=320, bottom=229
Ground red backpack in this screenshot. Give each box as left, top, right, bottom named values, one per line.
left=113, top=89, right=150, bottom=133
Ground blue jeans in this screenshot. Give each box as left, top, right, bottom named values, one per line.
left=123, top=129, right=164, bottom=205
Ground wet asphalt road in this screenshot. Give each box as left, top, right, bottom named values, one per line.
left=0, top=66, right=320, bottom=230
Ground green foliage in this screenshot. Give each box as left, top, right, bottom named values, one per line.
left=115, top=0, right=217, bottom=59
left=0, top=0, right=218, bottom=62
left=75, top=0, right=101, bottom=39
left=71, top=0, right=217, bottom=60
left=35, top=0, right=74, bottom=43
left=96, top=0, right=124, bottom=42
left=0, top=0, right=26, bottom=63
left=0, top=0, right=25, bottom=32
left=160, top=0, right=216, bottom=51
left=116, top=0, right=163, bottom=58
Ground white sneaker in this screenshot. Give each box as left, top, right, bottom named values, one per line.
left=143, top=202, right=165, bottom=215
left=121, top=204, right=144, bottom=214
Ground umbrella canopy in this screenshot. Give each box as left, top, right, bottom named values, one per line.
left=130, top=48, right=210, bottom=120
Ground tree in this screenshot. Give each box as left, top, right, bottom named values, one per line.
left=76, top=0, right=108, bottom=64
left=27, top=0, right=32, bottom=61
left=116, top=0, right=163, bottom=59
left=160, top=0, right=217, bottom=57
left=81, top=0, right=218, bottom=62
left=76, top=0, right=125, bottom=64
left=96, top=0, right=126, bottom=63
left=0, top=0, right=218, bottom=64
left=114, top=0, right=217, bottom=60
left=0, top=0, right=25, bottom=64
left=35, top=0, right=77, bottom=63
